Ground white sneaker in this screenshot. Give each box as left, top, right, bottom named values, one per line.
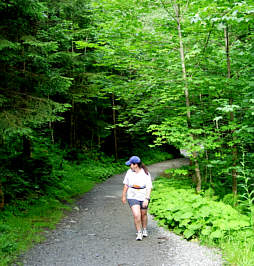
left=143, top=228, right=148, bottom=237
left=136, top=231, right=143, bottom=241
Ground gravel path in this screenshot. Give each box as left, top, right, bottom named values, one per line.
left=17, top=158, right=223, bottom=266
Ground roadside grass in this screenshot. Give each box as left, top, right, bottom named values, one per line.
left=0, top=199, right=68, bottom=266
left=149, top=173, right=254, bottom=266
left=220, top=235, right=254, bottom=266
left=0, top=149, right=174, bottom=266
left=0, top=160, right=122, bottom=266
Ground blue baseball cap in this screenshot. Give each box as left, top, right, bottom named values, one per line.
left=125, top=156, right=141, bottom=166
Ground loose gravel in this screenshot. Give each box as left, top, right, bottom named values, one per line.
left=16, top=158, right=223, bottom=266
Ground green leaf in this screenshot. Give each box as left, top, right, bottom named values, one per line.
left=210, top=230, right=224, bottom=239
left=183, top=229, right=195, bottom=239
left=173, top=211, right=193, bottom=221
left=201, top=226, right=212, bottom=236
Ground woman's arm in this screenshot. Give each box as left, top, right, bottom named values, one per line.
left=142, top=188, right=152, bottom=208
left=122, top=184, right=128, bottom=204
left=145, top=188, right=152, bottom=200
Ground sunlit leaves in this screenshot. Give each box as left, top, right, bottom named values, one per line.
left=150, top=177, right=252, bottom=242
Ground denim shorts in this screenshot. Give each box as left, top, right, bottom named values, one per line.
left=127, top=199, right=150, bottom=209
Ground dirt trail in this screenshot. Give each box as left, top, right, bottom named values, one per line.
left=17, top=158, right=222, bottom=266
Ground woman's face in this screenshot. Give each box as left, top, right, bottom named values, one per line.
left=130, top=163, right=138, bottom=172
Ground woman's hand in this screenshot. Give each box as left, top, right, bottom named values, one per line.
left=122, top=184, right=128, bottom=204
left=142, top=199, right=149, bottom=208
left=122, top=196, right=126, bottom=204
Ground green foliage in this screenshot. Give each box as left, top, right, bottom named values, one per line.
left=150, top=176, right=254, bottom=264
left=0, top=0, right=253, bottom=263
left=1, top=0, right=253, bottom=207
left=221, top=236, right=254, bottom=266
left=237, top=151, right=254, bottom=225
left=222, top=193, right=237, bottom=206
left=0, top=0, right=74, bottom=138
left=164, top=168, right=189, bottom=178
left=151, top=177, right=251, bottom=242
left=0, top=198, right=66, bottom=266
left=133, top=147, right=174, bottom=165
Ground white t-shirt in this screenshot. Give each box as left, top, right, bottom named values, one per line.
left=123, top=168, right=153, bottom=201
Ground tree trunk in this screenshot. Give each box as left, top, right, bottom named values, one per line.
left=70, top=97, right=75, bottom=149
left=48, top=95, right=54, bottom=144
left=224, top=26, right=237, bottom=197
left=112, top=94, right=118, bottom=160
left=173, top=1, right=202, bottom=193
left=23, top=136, right=31, bottom=159
left=0, top=182, right=4, bottom=209
left=49, top=121, right=54, bottom=144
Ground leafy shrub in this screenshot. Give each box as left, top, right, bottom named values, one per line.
left=222, top=193, right=237, bottom=206
left=164, top=168, right=189, bottom=177
left=132, top=147, right=174, bottom=165
left=150, top=177, right=252, bottom=243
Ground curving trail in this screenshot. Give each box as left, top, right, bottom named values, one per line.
left=18, top=158, right=223, bottom=266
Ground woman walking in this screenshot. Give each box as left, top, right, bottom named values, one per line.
left=121, top=156, right=153, bottom=241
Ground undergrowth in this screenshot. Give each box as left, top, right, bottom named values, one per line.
left=149, top=174, right=254, bottom=265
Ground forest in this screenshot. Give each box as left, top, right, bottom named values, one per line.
left=0, top=0, right=254, bottom=265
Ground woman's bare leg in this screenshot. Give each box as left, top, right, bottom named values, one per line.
left=130, top=205, right=142, bottom=231
left=141, top=209, right=148, bottom=229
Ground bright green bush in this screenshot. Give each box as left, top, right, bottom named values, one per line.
left=222, top=193, right=237, bottom=206
left=150, top=177, right=253, bottom=242
left=149, top=177, right=254, bottom=264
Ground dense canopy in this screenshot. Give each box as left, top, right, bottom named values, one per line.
left=0, top=0, right=253, bottom=209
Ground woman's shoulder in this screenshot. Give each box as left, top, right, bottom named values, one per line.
left=140, top=168, right=151, bottom=176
